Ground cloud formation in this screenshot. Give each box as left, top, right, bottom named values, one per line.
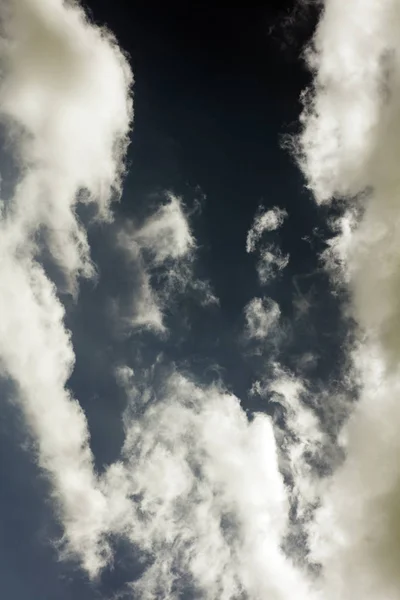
left=295, top=0, right=400, bottom=597
left=246, top=206, right=287, bottom=253
left=246, top=205, right=289, bottom=284
left=244, top=296, right=280, bottom=340
left=116, top=192, right=217, bottom=333
left=257, top=245, right=290, bottom=285
left=0, top=0, right=132, bottom=576
left=108, top=369, right=313, bottom=600
left=5, top=0, right=400, bottom=599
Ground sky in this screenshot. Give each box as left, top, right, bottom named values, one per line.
left=2, top=0, right=400, bottom=599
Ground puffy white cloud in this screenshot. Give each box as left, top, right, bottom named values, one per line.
left=0, top=0, right=132, bottom=576
left=296, top=0, right=400, bottom=597
left=307, top=348, right=400, bottom=600
left=0, top=4, right=319, bottom=594
left=106, top=370, right=314, bottom=600
left=1, top=0, right=132, bottom=288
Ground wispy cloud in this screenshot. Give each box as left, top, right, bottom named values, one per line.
left=246, top=205, right=289, bottom=285
left=116, top=192, right=217, bottom=333
left=257, top=245, right=289, bottom=285
left=133, top=192, right=195, bottom=263
left=244, top=296, right=280, bottom=340
left=246, top=206, right=287, bottom=253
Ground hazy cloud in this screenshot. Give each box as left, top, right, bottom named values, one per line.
left=244, top=296, right=281, bottom=340
left=257, top=245, right=290, bottom=285
left=116, top=193, right=217, bottom=333
left=246, top=206, right=289, bottom=285
left=246, top=206, right=287, bottom=253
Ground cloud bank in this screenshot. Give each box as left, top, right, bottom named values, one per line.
left=295, top=0, right=400, bottom=598
left=0, top=0, right=132, bottom=576
left=4, top=0, right=400, bottom=599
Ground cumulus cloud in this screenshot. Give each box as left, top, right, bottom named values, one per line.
left=106, top=369, right=314, bottom=600
left=294, top=0, right=400, bottom=597
left=252, top=366, right=324, bottom=520
left=0, top=0, right=132, bottom=576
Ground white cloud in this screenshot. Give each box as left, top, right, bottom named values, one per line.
left=0, top=0, right=132, bottom=576
left=257, top=244, right=289, bottom=284
left=307, top=348, right=400, bottom=599
left=7, top=0, right=400, bottom=598
left=244, top=296, right=280, bottom=340
left=112, top=236, right=166, bottom=334
left=252, top=366, right=324, bottom=520
left=106, top=370, right=314, bottom=600
left=246, top=206, right=289, bottom=284
left=246, top=206, right=287, bottom=253
left=134, top=192, right=195, bottom=264
left=0, top=3, right=317, bottom=595
left=117, top=193, right=217, bottom=332
left=295, top=0, right=400, bottom=597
